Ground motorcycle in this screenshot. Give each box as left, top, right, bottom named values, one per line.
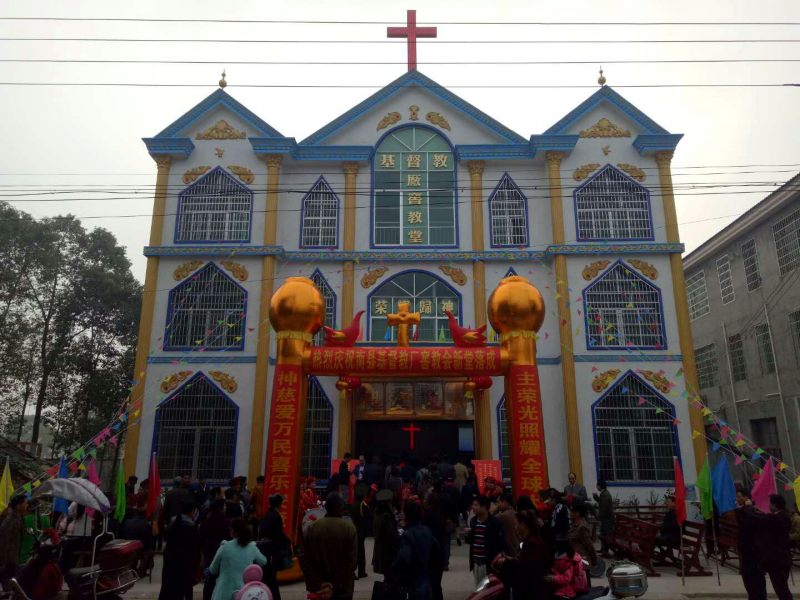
left=10, top=478, right=143, bottom=600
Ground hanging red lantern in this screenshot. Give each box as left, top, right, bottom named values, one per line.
left=474, top=376, right=493, bottom=390
left=344, top=375, right=362, bottom=390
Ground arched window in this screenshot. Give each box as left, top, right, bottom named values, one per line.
left=497, top=397, right=511, bottom=480
left=303, top=378, right=333, bottom=481
left=165, top=263, right=246, bottom=350
left=301, top=178, right=339, bottom=248
left=584, top=261, right=666, bottom=350
left=369, top=271, right=460, bottom=342
left=593, top=371, right=679, bottom=484
left=310, top=270, right=336, bottom=347
left=373, top=126, right=456, bottom=247
left=574, top=165, right=653, bottom=241
left=176, top=167, right=253, bottom=243
left=490, top=174, right=528, bottom=247
left=153, top=373, right=238, bottom=481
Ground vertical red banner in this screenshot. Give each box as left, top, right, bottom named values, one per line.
left=473, top=460, right=503, bottom=495
left=263, top=363, right=304, bottom=538
left=507, top=364, right=549, bottom=500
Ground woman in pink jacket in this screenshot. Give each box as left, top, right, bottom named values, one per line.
left=544, top=535, right=587, bottom=599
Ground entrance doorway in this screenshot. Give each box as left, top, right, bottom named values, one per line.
left=355, top=420, right=474, bottom=465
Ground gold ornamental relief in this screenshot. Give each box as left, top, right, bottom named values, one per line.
left=227, top=165, right=255, bottom=184
left=426, top=112, right=451, bottom=131
left=439, top=265, right=468, bottom=286
left=196, top=120, right=246, bottom=140
left=579, top=118, right=631, bottom=138
left=627, top=259, right=658, bottom=280
left=377, top=112, right=402, bottom=131
left=361, top=266, right=389, bottom=289
left=592, top=369, right=621, bottom=393
left=582, top=260, right=611, bottom=281
left=640, top=370, right=671, bottom=394
left=617, top=163, right=646, bottom=182
left=183, top=166, right=211, bottom=184
left=573, top=164, right=601, bottom=182
left=221, top=260, right=248, bottom=282
left=173, top=260, right=204, bottom=281
left=409, top=105, right=420, bottom=121
left=209, top=371, right=238, bottom=393
left=161, top=371, right=193, bottom=393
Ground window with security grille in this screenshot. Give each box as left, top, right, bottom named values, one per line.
left=176, top=167, right=252, bottom=242
left=686, top=270, right=710, bottom=321
left=695, top=344, right=720, bottom=389
left=370, top=271, right=459, bottom=342
left=789, top=309, right=800, bottom=365
left=301, top=178, right=339, bottom=248
left=755, top=322, right=776, bottom=374
left=751, top=417, right=782, bottom=461
left=741, top=239, right=762, bottom=292
left=728, top=333, right=747, bottom=382
left=574, top=165, right=653, bottom=241
left=594, top=373, right=678, bottom=484
left=584, top=262, right=665, bottom=349
left=716, top=255, right=735, bottom=305
left=490, top=175, right=528, bottom=247
left=498, top=398, right=511, bottom=480
left=303, top=378, right=333, bottom=481
left=153, top=374, right=237, bottom=481
left=311, top=271, right=336, bottom=347
left=373, top=126, right=456, bottom=247
left=166, top=263, right=246, bottom=350
left=773, top=208, right=800, bottom=276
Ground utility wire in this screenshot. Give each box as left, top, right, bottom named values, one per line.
left=0, top=82, right=795, bottom=89
left=2, top=37, right=800, bottom=44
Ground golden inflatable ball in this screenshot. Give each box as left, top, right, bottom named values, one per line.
left=487, top=275, right=546, bottom=334
left=269, top=277, right=325, bottom=334
left=336, top=378, right=349, bottom=392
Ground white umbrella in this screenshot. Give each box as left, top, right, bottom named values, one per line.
left=33, top=478, right=111, bottom=512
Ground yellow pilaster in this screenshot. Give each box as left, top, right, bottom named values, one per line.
left=338, top=162, right=360, bottom=456
left=546, top=151, right=584, bottom=481
left=656, top=150, right=707, bottom=475
left=123, top=155, right=171, bottom=478
left=468, top=160, right=492, bottom=459
left=249, top=155, right=283, bottom=484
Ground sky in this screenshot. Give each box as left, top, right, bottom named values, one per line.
left=1, top=0, right=798, bottom=282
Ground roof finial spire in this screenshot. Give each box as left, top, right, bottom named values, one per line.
left=219, top=70, right=227, bottom=89
left=598, top=66, right=606, bottom=87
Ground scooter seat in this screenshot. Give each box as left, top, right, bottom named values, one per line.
left=67, top=564, right=99, bottom=579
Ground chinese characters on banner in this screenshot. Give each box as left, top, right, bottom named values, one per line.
left=263, top=363, right=304, bottom=537
left=473, top=460, right=503, bottom=494
left=307, top=347, right=504, bottom=376
left=507, top=365, right=549, bottom=499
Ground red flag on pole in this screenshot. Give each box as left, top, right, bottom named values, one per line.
left=147, top=453, right=161, bottom=519
left=674, top=456, right=686, bottom=527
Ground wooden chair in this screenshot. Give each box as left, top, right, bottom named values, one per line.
left=601, top=514, right=661, bottom=577
left=716, top=515, right=740, bottom=572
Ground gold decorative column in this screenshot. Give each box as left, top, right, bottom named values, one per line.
left=338, top=162, right=360, bottom=456
left=546, top=151, right=584, bottom=481
left=656, top=150, right=707, bottom=474
left=468, top=160, right=492, bottom=459
left=249, top=154, right=283, bottom=484
left=123, top=155, right=171, bottom=477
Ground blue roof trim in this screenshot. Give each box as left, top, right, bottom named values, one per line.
left=530, top=134, right=580, bottom=152
left=633, top=134, right=684, bottom=155
left=154, top=88, right=283, bottom=139
left=250, top=138, right=374, bottom=161
left=148, top=356, right=258, bottom=364
left=456, top=143, right=535, bottom=160
left=544, top=86, right=670, bottom=136
left=299, top=70, right=528, bottom=146
left=142, top=137, right=195, bottom=159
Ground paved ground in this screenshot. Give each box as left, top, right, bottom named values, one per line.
left=121, top=537, right=800, bottom=599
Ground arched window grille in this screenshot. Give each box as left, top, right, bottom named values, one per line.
left=369, top=271, right=459, bottom=342
left=303, top=378, right=333, bottom=481
left=153, top=374, right=237, bottom=481
left=301, top=178, right=339, bottom=248
left=166, top=263, right=246, bottom=350
left=490, top=175, right=528, bottom=247
left=584, top=262, right=666, bottom=350
left=498, top=397, right=511, bottom=480
left=574, top=165, right=652, bottom=241
left=176, top=168, right=252, bottom=242
left=311, top=270, right=336, bottom=347
left=594, top=372, right=679, bottom=484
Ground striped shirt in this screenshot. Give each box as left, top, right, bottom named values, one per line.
left=473, top=520, right=487, bottom=562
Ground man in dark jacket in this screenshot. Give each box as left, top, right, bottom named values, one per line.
left=120, top=508, right=153, bottom=552
left=163, top=476, right=191, bottom=525
left=338, top=453, right=352, bottom=502
left=158, top=502, right=200, bottom=600
left=593, top=480, right=614, bottom=557
left=349, top=483, right=369, bottom=579
left=364, top=455, right=384, bottom=489
left=735, top=489, right=766, bottom=599
left=738, top=494, right=793, bottom=600
left=465, top=495, right=504, bottom=587
left=437, top=454, right=456, bottom=481
left=392, top=500, right=440, bottom=599
left=655, top=494, right=682, bottom=548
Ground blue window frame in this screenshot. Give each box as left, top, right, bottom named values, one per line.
left=175, top=166, right=253, bottom=243
left=300, top=177, right=340, bottom=249
left=592, top=370, right=680, bottom=486
left=152, top=372, right=238, bottom=482
left=303, top=377, right=333, bottom=481
left=583, top=260, right=667, bottom=351
left=489, top=174, right=529, bottom=248
left=311, top=269, right=336, bottom=347
left=164, top=262, right=247, bottom=351
left=504, top=267, right=518, bottom=278
left=497, top=396, right=511, bottom=480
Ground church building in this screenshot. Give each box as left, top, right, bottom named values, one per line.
left=123, top=13, right=706, bottom=498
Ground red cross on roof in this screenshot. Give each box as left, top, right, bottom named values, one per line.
left=387, top=10, right=438, bottom=71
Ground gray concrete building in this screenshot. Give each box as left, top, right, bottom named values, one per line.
left=683, top=173, right=800, bottom=485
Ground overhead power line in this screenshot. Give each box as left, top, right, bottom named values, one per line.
left=2, top=37, right=800, bottom=44
left=0, top=82, right=795, bottom=89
